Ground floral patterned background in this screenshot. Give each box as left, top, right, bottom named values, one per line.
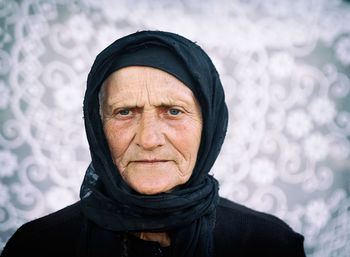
left=0, top=0, right=350, bottom=255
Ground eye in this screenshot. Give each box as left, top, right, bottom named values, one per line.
left=118, top=109, right=131, bottom=116
left=168, top=108, right=181, bottom=115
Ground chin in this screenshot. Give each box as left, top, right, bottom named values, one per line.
left=132, top=183, right=173, bottom=195
left=128, top=177, right=177, bottom=195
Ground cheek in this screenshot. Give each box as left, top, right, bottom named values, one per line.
left=104, top=121, right=133, bottom=160
left=168, top=120, right=202, bottom=162
left=178, top=120, right=201, bottom=145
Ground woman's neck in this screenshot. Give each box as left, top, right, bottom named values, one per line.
left=132, top=232, right=171, bottom=247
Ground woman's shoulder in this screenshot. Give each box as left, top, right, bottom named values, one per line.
left=1, top=201, right=83, bottom=256
left=214, top=197, right=305, bottom=257
left=216, top=197, right=294, bottom=231
left=13, top=200, right=83, bottom=236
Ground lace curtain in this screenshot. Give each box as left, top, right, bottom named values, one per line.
left=0, top=0, right=349, bottom=255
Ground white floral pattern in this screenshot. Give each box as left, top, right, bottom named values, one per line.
left=0, top=0, right=350, bottom=255
left=268, top=52, right=295, bottom=78
left=45, top=186, right=76, bottom=210
left=303, top=133, right=329, bottom=162
left=335, top=36, right=350, bottom=66
left=250, top=158, right=277, bottom=185
left=0, top=82, right=10, bottom=110
left=0, top=183, right=10, bottom=206
left=54, top=87, right=83, bottom=111
left=286, top=109, right=313, bottom=139
left=309, top=98, right=336, bottom=125
left=305, top=199, right=331, bottom=229
left=0, top=150, right=17, bottom=178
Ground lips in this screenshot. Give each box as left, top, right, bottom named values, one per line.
left=133, top=160, right=169, bottom=163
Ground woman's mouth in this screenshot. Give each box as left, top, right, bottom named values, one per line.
left=133, top=159, right=169, bottom=164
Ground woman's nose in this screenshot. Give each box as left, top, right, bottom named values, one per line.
left=134, top=112, right=166, bottom=150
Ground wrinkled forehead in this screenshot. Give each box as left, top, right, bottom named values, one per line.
left=100, top=66, right=201, bottom=111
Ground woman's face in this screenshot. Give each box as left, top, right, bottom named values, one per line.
left=100, top=66, right=202, bottom=195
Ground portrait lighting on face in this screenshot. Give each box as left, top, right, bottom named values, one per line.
left=100, top=66, right=202, bottom=195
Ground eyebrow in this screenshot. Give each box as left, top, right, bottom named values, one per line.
left=107, top=100, right=192, bottom=114
left=110, top=103, right=186, bottom=110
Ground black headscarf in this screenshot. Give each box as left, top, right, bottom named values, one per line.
left=80, top=30, right=228, bottom=257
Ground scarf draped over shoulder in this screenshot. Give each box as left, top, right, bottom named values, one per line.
left=80, top=30, right=228, bottom=257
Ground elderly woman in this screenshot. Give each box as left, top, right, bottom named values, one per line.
left=2, top=31, right=305, bottom=257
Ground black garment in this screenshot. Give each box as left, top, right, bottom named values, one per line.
left=1, top=197, right=305, bottom=257
left=2, top=31, right=306, bottom=257
left=81, top=30, right=228, bottom=257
